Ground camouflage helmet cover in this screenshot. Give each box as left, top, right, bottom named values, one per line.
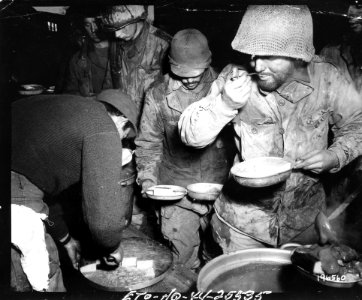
left=101, top=5, right=147, bottom=32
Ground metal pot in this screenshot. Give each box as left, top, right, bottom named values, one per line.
left=197, top=243, right=362, bottom=292
left=197, top=246, right=308, bottom=293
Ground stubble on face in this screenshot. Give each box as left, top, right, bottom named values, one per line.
left=253, top=57, right=296, bottom=92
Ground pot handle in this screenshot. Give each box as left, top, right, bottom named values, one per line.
left=280, top=243, right=302, bottom=251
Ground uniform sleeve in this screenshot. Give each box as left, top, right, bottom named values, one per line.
left=81, top=131, right=127, bottom=253
left=178, top=64, right=239, bottom=148
left=135, top=92, right=164, bottom=186
left=142, top=41, right=169, bottom=95
left=328, top=68, right=362, bottom=172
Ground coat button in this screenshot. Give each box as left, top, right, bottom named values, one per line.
left=279, top=128, right=285, bottom=135
left=251, top=128, right=258, bottom=134
left=278, top=99, right=285, bottom=106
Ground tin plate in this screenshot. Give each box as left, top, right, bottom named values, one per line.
left=146, top=185, right=187, bottom=201
left=18, top=84, right=44, bottom=95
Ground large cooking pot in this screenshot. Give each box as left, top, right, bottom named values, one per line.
left=197, top=244, right=329, bottom=293
left=198, top=244, right=362, bottom=292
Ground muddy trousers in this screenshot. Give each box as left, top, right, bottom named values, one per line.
left=160, top=205, right=209, bottom=270
left=11, top=171, right=66, bottom=292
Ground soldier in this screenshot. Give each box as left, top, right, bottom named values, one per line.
left=64, top=7, right=112, bottom=97
left=100, top=5, right=171, bottom=233
left=11, top=90, right=137, bottom=291
left=135, top=29, right=234, bottom=269
left=179, top=6, right=362, bottom=251
left=320, top=2, right=362, bottom=95
left=100, top=5, right=171, bottom=121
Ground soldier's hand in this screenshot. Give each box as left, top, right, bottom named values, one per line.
left=62, top=235, right=81, bottom=269
left=293, top=150, right=339, bottom=174
left=222, top=67, right=252, bottom=110
left=190, top=202, right=210, bottom=215
left=102, top=242, right=123, bottom=268
left=141, top=180, right=155, bottom=198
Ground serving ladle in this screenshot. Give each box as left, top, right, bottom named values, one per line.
left=315, top=211, right=339, bottom=245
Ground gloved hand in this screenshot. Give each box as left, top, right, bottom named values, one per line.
left=293, top=150, right=339, bottom=174
left=222, top=67, right=252, bottom=110
left=141, top=180, right=155, bottom=198
left=102, top=242, right=123, bottom=269
left=62, top=235, right=81, bottom=269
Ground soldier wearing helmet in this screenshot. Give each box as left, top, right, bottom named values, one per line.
left=179, top=6, right=362, bottom=251
left=100, top=5, right=171, bottom=233
left=63, top=6, right=113, bottom=97
left=100, top=5, right=171, bottom=120
left=135, top=29, right=235, bottom=269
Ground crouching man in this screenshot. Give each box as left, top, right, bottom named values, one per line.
left=11, top=89, right=137, bottom=291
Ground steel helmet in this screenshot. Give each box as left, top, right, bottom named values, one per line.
left=101, top=5, right=147, bottom=32
left=169, top=29, right=212, bottom=77
left=232, top=5, right=315, bottom=62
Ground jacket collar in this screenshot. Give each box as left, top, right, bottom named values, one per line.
left=274, top=63, right=314, bottom=103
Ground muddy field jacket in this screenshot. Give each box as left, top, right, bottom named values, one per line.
left=110, top=22, right=171, bottom=122
left=320, top=41, right=362, bottom=96
left=135, top=68, right=235, bottom=208
left=179, top=58, right=362, bottom=245
left=64, top=41, right=113, bottom=97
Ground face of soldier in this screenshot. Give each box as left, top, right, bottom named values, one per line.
left=348, top=5, right=362, bottom=35
left=250, top=56, right=295, bottom=92
left=180, top=72, right=205, bottom=90
left=115, top=22, right=142, bottom=41
left=84, top=17, right=102, bottom=43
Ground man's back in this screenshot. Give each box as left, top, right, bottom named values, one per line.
left=12, top=95, right=120, bottom=196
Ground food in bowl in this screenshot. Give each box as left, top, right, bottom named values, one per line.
left=187, top=183, right=223, bottom=201
left=231, top=157, right=292, bottom=179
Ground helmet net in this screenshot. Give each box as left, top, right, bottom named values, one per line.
left=231, top=5, right=315, bottom=62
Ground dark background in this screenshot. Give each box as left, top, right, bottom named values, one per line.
left=0, top=0, right=353, bottom=99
